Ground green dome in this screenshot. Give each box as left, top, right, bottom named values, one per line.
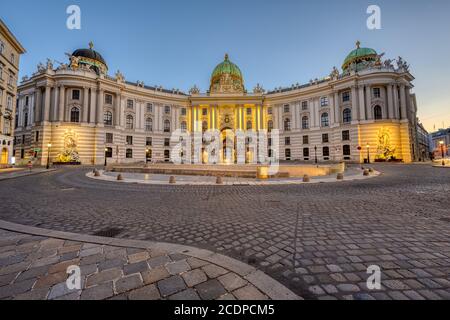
left=342, top=41, right=378, bottom=70
left=211, top=54, right=243, bottom=82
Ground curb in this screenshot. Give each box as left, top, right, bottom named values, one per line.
left=0, top=219, right=301, bottom=300
left=0, top=168, right=58, bottom=181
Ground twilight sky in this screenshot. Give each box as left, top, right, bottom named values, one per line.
left=2, top=0, right=449, bottom=132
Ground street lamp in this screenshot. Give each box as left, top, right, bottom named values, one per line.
left=314, top=145, right=318, bottom=164
left=46, top=143, right=52, bottom=169
left=366, top=144, right=370, bottom=164
left=439, top=141, right=445, bottom=166
left=145, top=148, right=149, bottom=163
left=104, top=147, right=108, bottom=167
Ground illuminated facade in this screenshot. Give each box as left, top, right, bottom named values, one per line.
left=14, top=42, right=419, bottom=165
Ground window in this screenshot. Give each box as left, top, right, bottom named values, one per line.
left=126, top=148, right=133, bottom=158
left=202, top=108, right=208, bottom=116
left=72, top=90, right=80, bottom=100
left=181, top=121, right=187, bottom=132
left=7, top=96, right=12, bottom=110
left=342, top=130, right=350, bottom=141
left=373, top=88, right=381, bottom=98
left=15, top=115, right=18, bottom=128
left=302, top=101, right=308, bottom=110
left=24, top=113, right=28, bottom=127
left=104, top=111, right=113, bottom=126
left=374, top=105, right=382, bottom=120
left=321, top=113, right=329, bottom=127
left=246, top=120, right=252, bottom=130
left=126, top=115, right=134, bottom=129
left=105, top=147, right=113, bottom=158
left=164, top=138, right=170, bottom=147
left=268, top=138, right=272, bottom=146
left=105, top=94, right=113, bottom=105
left=285, top=137, right=291, bottom=145
left=127, top=99, right=134, bottom=109
left=35, top=131, right=39, bottom=142
left=70, top=107, right=80, bottom=122
left=202, top=121, right=208, bottom=132
left=0, top=42, right=4, bottom=55
left=268, top=107, right=273, bottom=115
left=303, top=135, right=309, bottom=145
left=164, top=150, right=170, bottom=162
left=246, top=108, right=252, bottom=115
left=303, top=148, right=310, bottom=157
left=343, top=108, right=352, bottom=124
left=181, top=108, right=186, bottom=116
left=8, top=73, right=14, bottom=86
left=126, top=136, right=133, bottom=145
left=10, top=53, right=15, bottom=64
left=267, top=120, right=273, bottom=132
left=105, top=133, right=113, bottom=144
left=146, top=103, right=153, bottom=113
left=285, top=149, right=291, bottom=160
left=25, top=96, right=29, bottom=106
left=164, top=106, right=171, bottom=114
left=323, top=146, right=330, bottom=157
left=3, top=119, right=11, bottom=135
left=343, top=145, right=351, bottom=156
left=145, top=118, right=153, bottom=132
left=342, top=91, right=350, bottom=102
left=284, top=118, right=291, bottom=131
left=164, top=120, right=170, bottom=132
left=146, top=137, right=152, bottom=146
left=302, top=116, right=309, bottom=129
left=283, top=104, right=290, bottom=113
left=320, top=97, right=329, bottom=107
left=0, top=65, right=3, bottom=79
left=146, top=149, right=152, bottom=160
left=322, top=133, right=329, bottom=143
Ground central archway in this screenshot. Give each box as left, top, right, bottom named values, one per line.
left=220, top=128, right=235, bottom=164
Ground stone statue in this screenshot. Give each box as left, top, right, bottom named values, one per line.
left=37, top=62, right=45, bottom=72
left=383, top=59, right=394, bottom=69
left=136, top=80, right=145, bottom=87
left=21, top=76, right=29, bottom=82
left=189, top=85, right=200, bottom=95
left=115, top=70, right=124, bottom=82
left=396, top=56, right=409, bottom=71
left=46, top=58, right=54, bottom=70
left=253, top=83, right=265, bottom=94
left=330, top=66, right=339, bottom=79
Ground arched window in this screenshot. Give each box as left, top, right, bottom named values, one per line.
left=126, top=115, right=134, bottom=129
left=145, top=118, right=153, bottom=132
left=70, top=107, right=80, bottom=123
left=246, top=120, right=252, bottom=130
left=164, top=119, right=171, bottom=132
left=321, top=113, right=329, bottom=127
left=302, top=116, right=309, bottom=129
left=267, top=120, right=273, bottom=132
left=374, top=105, right=382, bottom=120
left=284, top=118, right=291, bottom=131
left=181, top=121, right=187, bottom=132
left=343, top=108, right=352, bottom=124
left=104, top=111, right=113, bottom=126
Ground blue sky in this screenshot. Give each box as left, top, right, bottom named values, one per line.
left=2, top=0, right=450, bottom=131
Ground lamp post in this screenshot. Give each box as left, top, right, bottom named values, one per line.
left=145, top=148, right=149, bottom=164
left=314, top=145, right=318, bottom=164
left=366, top=144, right=370, bottom=164
left=46, top=143, right=52, bottom=170
left=104, top=147, right=108, bottom=167
left=439, top=141, right=445, bottom=166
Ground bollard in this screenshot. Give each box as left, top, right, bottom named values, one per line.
left=94, top=170, right=100, bottom=177
left=363, top=169, right=370, bottom=176
left=216, top=176, right=223, bottom=185
left=336, top=173, right=344, bottom=180
left=369, top=168, right=374, bottom=173
left=169, top=176, right=176, bottom=184
left=117, top=174, right=123, bottom=181
left=303, top=174, right=310, bottom=183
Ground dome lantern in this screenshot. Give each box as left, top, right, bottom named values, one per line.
left=210, top=54, right=244, bottom=94
left=342, top=41, right=378, bottom=72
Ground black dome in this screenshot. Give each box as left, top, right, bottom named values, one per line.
left=72, top=48, right=107, bottom=66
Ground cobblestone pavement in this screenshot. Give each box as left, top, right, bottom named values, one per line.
left=0, top=164, right=449, bottom=300
left=0, top=228, right=284, bottom=300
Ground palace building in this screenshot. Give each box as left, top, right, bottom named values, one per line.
left=14, top=41, right=419, bottom=165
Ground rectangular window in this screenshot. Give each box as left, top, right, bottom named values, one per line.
left=268, top=138, right=272, bottom=146
left=126, top=148, right=133, bottom=158
left=343, top=145, right=351, bottom=156
left=20, top=149, right=24, bottom=159
left=303, top=148, right=309, bottom=157
left=323, top=147, right=330, bottom=157
left=105, top=147, right=113, bottom=158
left=342, top=130, right=350, bottom=141
left=127, top=99, right=134, bottom=109
left=25, top=96, right=29, bottom=106
left=202, top=108, right=208, bottom=116
left=283, top=104, right=290, bottom=113
left=164, top=138, right=170, bottom=147
left=164, top=106, right=171, bottom=114
left=72, top=89, right=80, bottom=100
left=126, top=135, right=133, bottom=145
left=302, top=101, right=308, bottom=110
left=146, top=103, right=153, bottom=113
left=246, top=108, right=252, bottom=115
left=322, top=133, right=329, bottom=143
left=267, top=107, right=272, bottom=115
left=105, top=94, right=113, bottom=105
left=373, top=88, right=381, bottom=98
left=342, top=91, right=350, bottom=102
left=303, top=135, right=309, bottom=145
left=164, top=150, right=170, bottom=161
left=181, top=108, right=186, bottom=116
left=146, top=137, right=152, bottom=146
left=285, top=149, right=291, bottom=160
left=105, top=133, right=113, bottom=144
left=35, top=131, right=39, bottom=142
left=320, top=97, right=329, bottom=107
left=285, top=137, right=291, bottom=145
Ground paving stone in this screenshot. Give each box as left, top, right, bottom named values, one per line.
left=187, top=257, right=209, bottom=269
left=182, top=269, right=208, bottom=287
left=0, top=278, right=36, bottom=299
left=123, top=261, right=149, bottom=275
left=128, top=284, right=160, bottom=300
left=202, top=264, right=228, bottom=278
left=128, top=251, right=150, bottom=264
left=217, top=273, right=247, bottom=291
left=13, top=287, right=50, bottom=300
left=48, top=282, right=79, bottom=299
left=80, top=282, right=114, bottom=300
left=142, top=266, right=170, bottom=284
left=195, top=279, right=227, bottom=300
left=48, top=259, right=80, bottom=274
left=165, top=260, right=191, bottom=275
left=217, top=293, right=236, bottom=300
left=98, top=258, right=127, bottom=272
left=337, top=284, right=360, bottom=293
left=114, top=274, right=143, bottom=294
left=34, top=272, right=67, bottom=289
left=158, top=276, right=187, bottom=297
left=0, top=272, right=19, bottom=286
left=86, top=268, right=122, bottom=287
left=233, top=284, right=267, bottom=300
left=148, top=255, right=171, bottom=268
left=169, top=288, right=200, bottom=300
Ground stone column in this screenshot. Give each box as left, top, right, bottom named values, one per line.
left=365, top=85, right=372, bottom=120
left=387, top=85, right=394, bottom=119
left=82, top=87, right=89, bottom=123
left=334, top=92, right=340, bottom=124
left=96, top=89, right=104, bottom=125
left=314, top=99, right=320, bottom=127
left=393, top=84, right=400, bottom=119
left=58, top=86, right=65, bottom=122
left=114, top=93, right=121, bottom=126
left=399, top=84, right=407, bottom=120
left=310, top=99, right=316, bottom=128
left=358, top=85, right=366, bottom=121
left=52, top=86, right=59, bottom=121
left=43, top=86, right=51, bottom=122
left=90, top=88, right=97, bottom=124
left=351, top=86, right=358, bottom=121
left=329, top=94, right=335, bottom=125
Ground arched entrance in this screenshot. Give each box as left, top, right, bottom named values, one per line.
left=1, top=148, right=8, bottom=165
left=220, top=128, right=235, bottom=164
